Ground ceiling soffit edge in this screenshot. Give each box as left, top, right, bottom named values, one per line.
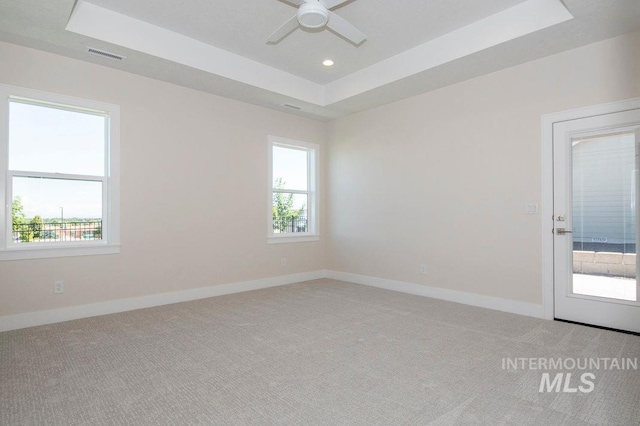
left=65, top=0, right=573, bottom=107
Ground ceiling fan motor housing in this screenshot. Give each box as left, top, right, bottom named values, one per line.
left=297, top=2, right=329, bottom=28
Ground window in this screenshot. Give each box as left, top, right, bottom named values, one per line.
left=0, top=84, right=120, bottom=260
left=268, top=136, right=319, bottom=243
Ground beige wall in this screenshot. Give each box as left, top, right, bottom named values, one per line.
left=326, top=31, right=640, bottom=305
left=1, top=31, right=639, bottom=318
left=0, top=41, right=326, bottom=316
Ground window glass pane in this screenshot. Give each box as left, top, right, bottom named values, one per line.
left=12, top=176, right=103, bottom=243
left=273, top=145, right=308, bottom=191
left=272, top=193, right=308, bottom=233
left=9, top=101, right=105, bottom=176
left=572, top=132, right=637, bottom=301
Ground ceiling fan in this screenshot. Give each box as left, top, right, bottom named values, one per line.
left=266, top=0, right=366, bottom=45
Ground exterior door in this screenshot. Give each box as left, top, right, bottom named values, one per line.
left=553, top=108, right=640, bottom=333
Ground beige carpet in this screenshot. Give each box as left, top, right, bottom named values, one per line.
left=1, top=279, right=639, bottom=425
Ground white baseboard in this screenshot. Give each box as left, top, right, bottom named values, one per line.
left=0, top=269, right=544, bottom=333
left=326, top=270, right=544, bottom=319
left=0, top=270, right=326, bottom=332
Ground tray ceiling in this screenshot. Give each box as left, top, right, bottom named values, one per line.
left=0, top=0, right=639, bottom=120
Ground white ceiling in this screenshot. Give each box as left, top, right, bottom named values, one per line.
left=0, top=0, right=639, bottom=121
left=85, top=0, right=529, bottom=84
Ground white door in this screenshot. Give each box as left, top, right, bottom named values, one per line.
left=553, top=108, right=640, bottom=333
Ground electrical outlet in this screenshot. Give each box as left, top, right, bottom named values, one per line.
left=525, top=203, right=539, bottom=215
left=280, top=258, right=287, bottom=267
left=420, top=264, right=427, bottom=275
left=54, top=280, right=64, bottom=294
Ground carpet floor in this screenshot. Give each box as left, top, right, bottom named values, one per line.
left=1, top=279, right=639, bottom=425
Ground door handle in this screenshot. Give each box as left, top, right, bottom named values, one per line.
left=555, top=228, right=572, bottom=235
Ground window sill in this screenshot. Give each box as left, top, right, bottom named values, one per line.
left=0, top=244, right=120, bottom=261
left=267, top=234, right=320, bottom=244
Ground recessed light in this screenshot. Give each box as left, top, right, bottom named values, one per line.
left=322, top=59, right=334, bottom=67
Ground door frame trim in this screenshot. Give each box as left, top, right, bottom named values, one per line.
left=541, top=97, right=640, bottom=320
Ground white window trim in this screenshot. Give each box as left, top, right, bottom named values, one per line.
left=267, top=136, right=319, bottom=244
left=0, top=84, right=120, bottom=261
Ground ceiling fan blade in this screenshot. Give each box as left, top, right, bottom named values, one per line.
left=266, top=15, right=300, bottom=43
left=326, top=11, right=366, bottom=45
left=322, top=0, right=350, bottom=9
left=281, top=0, right=306, bottom=6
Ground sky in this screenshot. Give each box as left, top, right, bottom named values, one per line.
left=9, top=101, right=105, bottom=219
left=273, top=145, right=308, bottom=211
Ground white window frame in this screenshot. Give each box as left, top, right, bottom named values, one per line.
left=267, top=136, right=319, bottom=244
left=0, top=84, right=120, bottom=261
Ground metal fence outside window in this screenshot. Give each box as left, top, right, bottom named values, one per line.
left=273, top=216, right=307, bottom=233
left=12, top=220, right=103, bottom=243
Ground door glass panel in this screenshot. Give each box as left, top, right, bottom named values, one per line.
left=572, top=132, right=637, bottom=301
